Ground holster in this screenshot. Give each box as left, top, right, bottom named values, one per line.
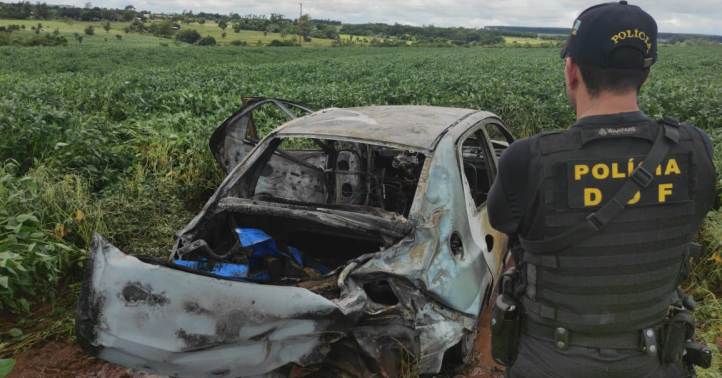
left=660, top=309, right=694, bottom=364
left=660, top=301, right=712, bottom=370
left=491, top=268, right=522, bottom=366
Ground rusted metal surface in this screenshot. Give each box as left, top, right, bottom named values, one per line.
left=77, top=100, right=513, bottom=377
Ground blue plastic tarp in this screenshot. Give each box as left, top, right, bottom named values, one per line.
left=173, top=259, right=249, bottom=279
left=173, top=228, right=329, bottom=282
left=236, top=228, right=304, bottom=267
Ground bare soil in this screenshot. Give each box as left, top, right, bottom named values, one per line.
left=8, top=341, right=133, bottom=378
left=456, top=304, right=505, bottom=378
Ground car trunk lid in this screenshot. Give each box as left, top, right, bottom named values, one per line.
left=76, top=235, right=350, bottom=377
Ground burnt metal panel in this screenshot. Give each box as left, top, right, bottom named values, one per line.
left=78, top=236, right=348, bottom=378
left=209, top=97, right=313, bottom=172
left=278, top=106, right=495, bottom=150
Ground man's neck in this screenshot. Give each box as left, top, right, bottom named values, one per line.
left=576, top=91, right=640, bottom=121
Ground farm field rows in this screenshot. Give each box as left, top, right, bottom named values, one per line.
left=0, top=45, right=720, bottom=376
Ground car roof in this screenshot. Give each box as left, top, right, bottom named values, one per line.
left=277, top=105, right=496, bottom=150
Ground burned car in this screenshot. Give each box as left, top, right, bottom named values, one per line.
left=77, top=98, right=514, bottom=377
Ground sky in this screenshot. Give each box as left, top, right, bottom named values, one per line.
left=41, top=0, right=722, bottom=35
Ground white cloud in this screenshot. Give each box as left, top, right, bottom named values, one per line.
left=41, top=0, right=722, bottom=35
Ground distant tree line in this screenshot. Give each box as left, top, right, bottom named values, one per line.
left=8, top=1, right=715, bottom=47
left=0, top=2, right=142, bottom=21
left=485, top=26, right=570, bottom=36
left=0, top=2, right=341, bottom=41
left=341, top=23, right=504, bottom=45
left=485, top=25, right=722, bottom=44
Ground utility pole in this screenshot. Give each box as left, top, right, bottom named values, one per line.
left=298, top=2, right=303, bottom=45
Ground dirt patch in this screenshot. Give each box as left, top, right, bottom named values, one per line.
left=456, top=303, right=505, bottom=378
left=7, top=341, right=158, bottom=378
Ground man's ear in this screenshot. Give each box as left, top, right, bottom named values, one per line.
left=564, top=58, right=580, bottom=92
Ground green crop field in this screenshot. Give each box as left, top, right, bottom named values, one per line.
left=0, top=44, right=720, bottom=375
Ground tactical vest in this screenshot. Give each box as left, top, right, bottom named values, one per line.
left=518, top=118, right=716, bottom=340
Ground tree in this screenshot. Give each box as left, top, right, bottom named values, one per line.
left=197, top=35, right=216, bottom=46
left=103, top=21, right=111, bottom=33
left=3, top=2, right=33, bottom=19
left=297, top=14, right=312, bottom=43
left=84, top=25, right=94, bottom=35
left=175, top=28, right=201, bottom=44
left=34, top=2, right=50, bottom=19
left=218, top=20, right=227, bottom=31
left=148, top=20, right=176, bottom=38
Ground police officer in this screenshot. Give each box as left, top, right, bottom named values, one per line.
left=487, top=2, right=717, bottom=377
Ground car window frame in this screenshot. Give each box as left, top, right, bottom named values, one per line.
left=482, top=120, right=514, bottom=179
left=456, top=122, right=497, bottom=213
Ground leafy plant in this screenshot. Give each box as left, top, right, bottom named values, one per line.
left=0, top=358, right=15, bottom=377
left=0, top=162, right=85, bottom=312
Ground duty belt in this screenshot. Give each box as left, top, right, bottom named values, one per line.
left=523, top=319, right=663, bottom=354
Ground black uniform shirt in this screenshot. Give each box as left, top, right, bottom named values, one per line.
left=488, top=111, right=716, bottom=236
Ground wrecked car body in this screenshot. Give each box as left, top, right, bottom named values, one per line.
left=77, top=98, right=514, bottom=377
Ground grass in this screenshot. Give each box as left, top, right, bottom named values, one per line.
left=0, top=19, right=337, bottom=47
left=503, top=36, right=550, bottom=46
left=0, top=19, right=166, bottom=47
left=181, top=21, right=335, bottom=47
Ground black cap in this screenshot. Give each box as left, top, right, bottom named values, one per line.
left=561, top=1, right=657, bottom=69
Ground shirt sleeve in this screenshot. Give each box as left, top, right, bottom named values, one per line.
left=692, top=127, right=719, bottom=210
left=693, top=126, right=715, bottom=166
left=488, top=138, right=532, bottom=235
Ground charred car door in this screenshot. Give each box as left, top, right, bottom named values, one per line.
left=456, top=119, right=511, bottom=301
left=479, top=120, right=513, bottom=280
left=209, top=97, right=314, bottom=173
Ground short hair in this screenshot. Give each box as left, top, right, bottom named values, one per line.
left=576, top=47, right=650, bottom=97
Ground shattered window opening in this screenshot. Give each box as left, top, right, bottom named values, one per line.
left=460, top=130, right=494, bottom=207
left=252, top=137, right=426, bottom=217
